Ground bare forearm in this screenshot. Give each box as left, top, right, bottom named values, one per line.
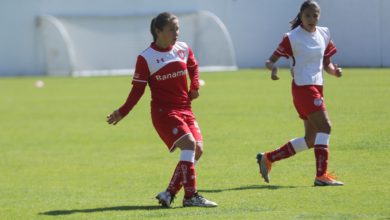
left=324, top=61, right=342, bottom=77
left=265, top=55, right=280, bottom=80
left=323, top=56, right=342, bottom=77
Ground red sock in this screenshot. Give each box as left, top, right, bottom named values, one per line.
left=166, top=162, right=183, bottom=196
left=267, top=142, right=296, bottom=162
left=180, top=161, right=196, bottom=199
left=314, top=145, right=328, bottom=177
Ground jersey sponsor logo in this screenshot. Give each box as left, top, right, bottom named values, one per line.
left=177, top=50, right=185, bottom=60
left=314, top=97, right=323, bottom=106
left=155, top=70, right=186, bottom=81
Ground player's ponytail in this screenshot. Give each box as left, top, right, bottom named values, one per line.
left=150, top=12, right=178, bottom=42
left=150, top=17, right=157, bottom=42
left=290, top=13, right=302, bottom=30
left=290, top=0, right=320, bottom=30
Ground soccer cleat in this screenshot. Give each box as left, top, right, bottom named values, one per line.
left=156, top=191, right=175, bottom=208
left=314, top=172, right=344, bottom=186
left=257, top=153, right=272, bottom=183
left=183, top=193, right=218, bottom=207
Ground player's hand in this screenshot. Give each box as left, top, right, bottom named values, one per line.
left=189, top=89, right=199, bottom=100
left=106, top=110, right=122, bottom=125
left=334, top=64, right=342, bottom=78
left=271, top=67, right=279, bottom=80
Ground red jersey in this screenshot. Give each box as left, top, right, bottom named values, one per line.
left=119, top=41, right=199, bottom=116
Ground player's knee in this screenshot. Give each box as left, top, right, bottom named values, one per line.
left=176, top=135, right=196, bottom=151
left=316, top=120, right=332, bottom=134
left=195, top=142, right=203, bottom=160
left=321, top=121, right=332, bottom=134
left=305, top=136, right=315, bottom=148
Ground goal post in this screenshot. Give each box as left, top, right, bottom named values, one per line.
left=37, top=11, right=237, bottom=77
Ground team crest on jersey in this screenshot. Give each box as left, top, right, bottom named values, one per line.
left=177, top=50, right=185, bottom=60
left=314, top=97, right=324, bottom=106
left=172, top=128, right=179, bottom=135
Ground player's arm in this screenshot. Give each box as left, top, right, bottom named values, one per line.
left=107, top=83, right=147, bottom=125
left=107, top=56, right=149, bottom=125
left=266, top=35, right=292, bottom=80
left=266, top=54, right=280, bottom=80
left=323, top=39, right=342, bottom=77
left=187, top=47, right=200, bottom=100
left=323, top=57, right=342, bottom=78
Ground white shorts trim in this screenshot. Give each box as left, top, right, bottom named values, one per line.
left=169, top=133, right=192, bottom=152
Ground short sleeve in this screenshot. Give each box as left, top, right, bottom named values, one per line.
left=273, top=35, right=293, bottom=58
left=324, top=40, right=337, bottom=59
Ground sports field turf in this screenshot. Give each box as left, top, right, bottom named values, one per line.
left=0, top=68, right=389, bottom=219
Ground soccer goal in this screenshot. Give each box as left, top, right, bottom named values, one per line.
left=37, top=11, right=237, bottom=77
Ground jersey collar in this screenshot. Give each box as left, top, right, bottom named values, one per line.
left=151, top=42, right=173, bottom=52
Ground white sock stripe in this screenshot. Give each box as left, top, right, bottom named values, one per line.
left=290, top=137, right=308, bottom=153
left=315, top=133, right=330, bottom=146
left=180, top=150, right=195, bottom=163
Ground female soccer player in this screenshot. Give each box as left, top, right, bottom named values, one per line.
left=107, top=12, right=217, bottom=207
left=257, top=0, right=344, bottom=186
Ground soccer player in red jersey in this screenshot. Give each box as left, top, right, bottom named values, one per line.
left=257, top=0, right=344, bottom=186
left=107, top=12, right=217, bottom=207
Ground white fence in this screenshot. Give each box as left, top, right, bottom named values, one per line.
left=0, top=0, right=389, bottom=76
left=38, top=11, right=237, bottom=76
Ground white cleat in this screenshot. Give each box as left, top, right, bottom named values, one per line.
left=183, top=194, right=218, bottom=207
left=156, top=191, right=174, bottom=208
left=257, top=153, right=272, bottom=183
left=314, top=172, right=344, bottom=186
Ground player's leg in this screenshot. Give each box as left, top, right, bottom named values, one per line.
left=175, top=135, right=217, bottom=207
left=175, top=134, right=197, bottom=200
left=304, top=119, right=317, bottom=148
left=256, top=83, right=313, bottom=183
left=256, top=134, right=309, bottom=183
left=153, top=109, right=216, bottom=207
left=307, top=110, right=343, bottom=186
left=195, top=141, right=203, bottom=165
left=152, top=109, right=188, bottom=207
left=187, top=119, right=203, bottom=164
left=177, top=113, right=217, bottom=207
left=256, top=119, right=310, bottom=183
left=156, top=133, right=195, bottom=208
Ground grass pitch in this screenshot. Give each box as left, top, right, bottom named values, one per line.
left=0, top=68, right=389, bottom=219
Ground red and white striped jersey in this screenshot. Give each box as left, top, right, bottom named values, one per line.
left=274, top=26, right=337, bottom=86
left=132, top=41, right=199, bottom=109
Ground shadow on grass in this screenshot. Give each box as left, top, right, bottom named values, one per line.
left=39, top=205, right=169, bottom=216
left=40, top=185, right=304, bottom=215
left=198, top=184, right=304, bottom=193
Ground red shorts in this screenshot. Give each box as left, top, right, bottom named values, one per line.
left=292, top=81, right=326, bottom=120
left=151, top=107, right=202, bottom=152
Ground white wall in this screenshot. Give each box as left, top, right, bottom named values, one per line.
left=0, top=0, right=389, bottom=76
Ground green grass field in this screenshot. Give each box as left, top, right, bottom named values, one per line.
left=1, top=68, right=389, bottom=219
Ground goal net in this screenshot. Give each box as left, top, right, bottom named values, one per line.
left=38, top=11, right=237, bottom=77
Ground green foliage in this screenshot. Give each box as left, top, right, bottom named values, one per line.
left=0, top=69, right=389, bottom=219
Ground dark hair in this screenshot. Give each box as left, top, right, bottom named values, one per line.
left=150, top=12, right=178, bottom=42
left=290, top=0, right=320, bottom=30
